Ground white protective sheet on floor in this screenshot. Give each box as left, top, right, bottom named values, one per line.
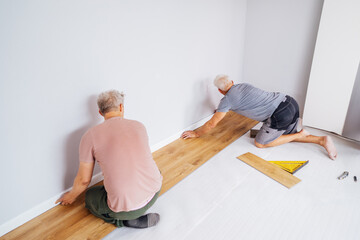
left=104, top=128, right=360, bottom=240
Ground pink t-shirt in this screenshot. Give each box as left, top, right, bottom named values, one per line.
left=79, top=117, right=162, bottom=212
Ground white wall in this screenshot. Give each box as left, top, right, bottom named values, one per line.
left=242, top=0, right=324, bottom=115
left=0, top=0, right=247, bottom=232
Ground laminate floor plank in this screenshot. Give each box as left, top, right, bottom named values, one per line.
left=237, top=152, right=301, bottom=188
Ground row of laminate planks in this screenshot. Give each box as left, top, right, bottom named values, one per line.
left=1, top=112, right=258, bottom=240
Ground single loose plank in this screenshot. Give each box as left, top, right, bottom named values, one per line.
left=2, top=112, right=257, bottom=240
left=237, top=152, right=301, bottom=188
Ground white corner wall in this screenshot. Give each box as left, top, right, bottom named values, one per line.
left=0, top=0, right=247, bottom=234
left=242, top=0, right=324, bottom=115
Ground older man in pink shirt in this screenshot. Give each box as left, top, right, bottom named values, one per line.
left=56, top=90, right=163, bottom=228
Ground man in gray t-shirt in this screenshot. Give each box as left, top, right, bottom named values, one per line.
left=216, top=83, right=286, bottom=122
left=181, top=74, right=337, bottom=160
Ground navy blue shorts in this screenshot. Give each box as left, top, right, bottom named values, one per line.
left=270, top=95, right=299, bottom=131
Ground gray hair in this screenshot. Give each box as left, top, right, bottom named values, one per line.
left=97, top=90, right=125, bottom=114
left=214, top=74, right=232, bottom=91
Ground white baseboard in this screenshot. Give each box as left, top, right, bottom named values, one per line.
left=0, top=114, right=213, bottom=237
left=0, top=171, right=104, bottom=237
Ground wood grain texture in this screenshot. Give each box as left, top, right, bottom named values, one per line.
left=2, top=112, right=257, bottom=240
left=154, top=112, right=258, bottom=194
left=237, top=152, right=301, bottom=188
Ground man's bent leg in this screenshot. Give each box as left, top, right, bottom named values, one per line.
left=85, top=185, right=123, bottom=226
left=255, top=121, right=337, bottom=160
left=255, top=96, right=306, bottom=148
left=292, top=134, right=337, bottom=160
left=85, top=185, right=161, bottom=228
left=109, top=190, right=161, bottom=228
left=255, top=119, right=287, bottom=147
left=255, top=129, right=310, bottom=148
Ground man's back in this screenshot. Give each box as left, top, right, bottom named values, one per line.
left=217, top=83, right=286, bottom=121
left=79, top=117, right=162, bottom=212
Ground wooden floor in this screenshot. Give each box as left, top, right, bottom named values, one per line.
left=1, top=112, right=257, bottom=240
left=104, top=127, right=360, bottom=240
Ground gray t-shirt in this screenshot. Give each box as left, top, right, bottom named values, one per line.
left=216, top=83, right=286, bottom=121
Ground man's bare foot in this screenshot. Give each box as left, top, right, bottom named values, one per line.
left=322, top=136, right=337, bottom=160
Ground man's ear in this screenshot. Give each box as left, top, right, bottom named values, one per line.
left=99, top=110, right=103, bottom=116
left=119, top=104, right=124, bottom=112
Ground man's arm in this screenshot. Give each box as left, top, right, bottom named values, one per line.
left=181, top=111, right=227, bottom=139
left=55, top=161, right=94, bottom=205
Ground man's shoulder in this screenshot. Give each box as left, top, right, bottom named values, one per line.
left=124, top=118, right=145, bottom=127
left=91, top=118, right=146, bottom=130
left=228, top=83, right=252, bottom=95
left=82, top=125, right=97, bottom=138
left=81, top=120, right=109, bottom=138
left=233, top=82, right=253, bottom=89
left=118, top=119, right=147, bottom=133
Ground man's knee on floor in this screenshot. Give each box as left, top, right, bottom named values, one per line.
left=254, top=140, right=268, bottom=148
left=85, top=185, right=105, bottom=207
left=85, top=186, right=97, bottom=199
left=85, top=189, right=95, bottom=207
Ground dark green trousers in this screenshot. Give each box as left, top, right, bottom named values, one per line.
left=85, top=185, right=160, bottom=227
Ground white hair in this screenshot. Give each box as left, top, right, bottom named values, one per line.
left=213, top=74, right=232, bottom=91
left=97, top=90, right=125, bottom=114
